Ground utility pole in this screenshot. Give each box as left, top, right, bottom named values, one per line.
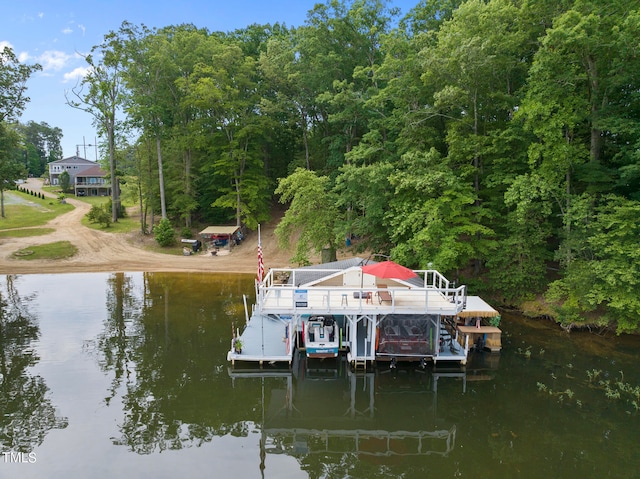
left=75, top=137, right=99, bottom=161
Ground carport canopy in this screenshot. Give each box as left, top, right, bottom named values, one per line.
left=199, top=226, right=240, bottom=237
left=199, top=226, right=240, bottom=248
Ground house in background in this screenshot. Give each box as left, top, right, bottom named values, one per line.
left=48, top=156, right=111, bottom=197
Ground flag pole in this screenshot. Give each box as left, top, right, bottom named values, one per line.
left=257, top=224, right=264, bottom=283
left=258, top=224, right=265, bottom=355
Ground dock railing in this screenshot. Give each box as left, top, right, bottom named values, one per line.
left=256, top=268, right=466, bottom=316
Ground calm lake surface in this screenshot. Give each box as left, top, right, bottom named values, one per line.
left=1, top=272, right=638, bottom=478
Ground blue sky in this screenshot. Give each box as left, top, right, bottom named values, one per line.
left=1, top=0, right=418, bottom=160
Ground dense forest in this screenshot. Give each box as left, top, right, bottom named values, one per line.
left=3, top=0, right=640, bottom=333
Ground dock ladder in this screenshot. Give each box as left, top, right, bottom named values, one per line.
left=353, top=358, right=368, bottom=371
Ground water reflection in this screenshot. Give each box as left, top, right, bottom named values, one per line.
left=228, top=353, right=504, bottom=478
left=0, top=276, right=68, bottom=453
left=86, top=272, right=254, bottom=455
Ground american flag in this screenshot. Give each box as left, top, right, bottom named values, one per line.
left=257, top=225, right=264, bottom=282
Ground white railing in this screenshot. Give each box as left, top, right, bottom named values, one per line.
left=262, top=267, right=454, bottom=290
left=256, top=268, right=467, bottom=316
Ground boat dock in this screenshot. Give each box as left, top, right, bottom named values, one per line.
left=228, top=258, right=500, bottom=368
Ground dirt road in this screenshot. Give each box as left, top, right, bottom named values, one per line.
left=0, top=178, right=307, bottom=275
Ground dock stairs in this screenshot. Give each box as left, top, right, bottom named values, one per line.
left=439, top=326, right=456, bottom=354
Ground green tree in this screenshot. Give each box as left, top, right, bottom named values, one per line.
left=0, top=124, right=27, bottom=218
left=259, top=32, right=314, bottom=170
left=547, top=196, right=640, bottom=333
left=0, top=47, right=39, bottom=218
left=487, top=172, right=554, bottom=301
left=275, top=168, right=341, bottom=265
left=401, top=0, right=464, bottom=35
left=122, top=24, right=205, bottom=223
left=66, top=30, right=126, bottom=223
left=517, top=0, right=640, bottom=265
left=160, top=26, right=209, bottom=229
left=0, top=46, right=42, bottom=123
left=419, top=0, right=529, bottom=274
left=154, top=217, right=175, bottom=247
left=334, top=161, right=396, bottom=254
left=120, top=24, right=168, bottom=220
left=387, top=148, right=494, bottom=274
left=86, top=204, right=112, bottom=228
left=15, top=121, right=63, bottom=177
left=58, top=170, right=71, bottom=193
left=185, top=38, right=270, bottom=229
left=289, top=0, right=401, bottom=171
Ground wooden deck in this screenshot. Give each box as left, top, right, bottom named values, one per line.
left=457, top=325, right=502, bottom=352
left=259, top=286, right=464, bottom=317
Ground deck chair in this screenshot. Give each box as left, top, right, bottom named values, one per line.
left=376, top=285, right=392, bottom=304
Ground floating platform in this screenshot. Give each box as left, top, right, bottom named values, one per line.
left=227, top=313, right=296, bottom=366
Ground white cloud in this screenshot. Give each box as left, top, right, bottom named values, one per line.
left=0, top=40, right=13, bottom=50
left=63, top=66, right=91, bottom=83
left=38, top=50, right=72, bottom=72
left=38, top=12, right=44, bottom=19
left=62, top=27, right=73, bottom=35
left=78, top=24, right=86, bottom=36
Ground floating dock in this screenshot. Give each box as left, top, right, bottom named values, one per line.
left=227, top=313, right=295, bottom=365
left=228, top=258, right=500, bottom=368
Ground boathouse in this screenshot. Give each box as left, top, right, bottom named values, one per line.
left=227, top=258, right=500, bottom=367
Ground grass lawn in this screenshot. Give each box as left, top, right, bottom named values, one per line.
left=75, top=195, right=110, bottom=207
left=0, top=228, right=55, bottom=239
left=81, top=212, right=141, bottom=234
left=0, top=194, right=73, bottom=229
left=13, top=241, right=78, bottom=260
left=3, top=188, right=194, bottom=258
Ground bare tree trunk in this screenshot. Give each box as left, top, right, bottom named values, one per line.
left=184, top=148, right=192, bottom=228
left=586, top=56, right=602, bottom=163
left=299, top=106, right=310, bottom=170
left=472, top=90, right=481, bottom=276
left=138, top=178, right=145, bottom=234
left=107, top=124, right=120, bottom=223
left=156, top=135, right=167, bottom=219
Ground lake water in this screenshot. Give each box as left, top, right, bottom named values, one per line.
left=1, top=272, right=638, bottom=478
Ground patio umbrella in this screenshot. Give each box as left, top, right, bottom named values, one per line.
left=361, top=260, right=417, bottom=280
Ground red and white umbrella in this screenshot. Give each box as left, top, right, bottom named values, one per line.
left=361, top=260, right=417, bottom=280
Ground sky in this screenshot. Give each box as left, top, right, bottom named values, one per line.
left=1, top=0, right=419, bottom=161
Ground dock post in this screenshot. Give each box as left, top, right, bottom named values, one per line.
left=243, top=294, right=249, bottom=325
